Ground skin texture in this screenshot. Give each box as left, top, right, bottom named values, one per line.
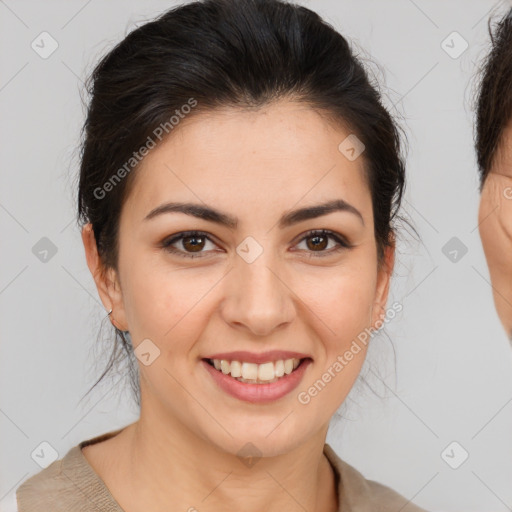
left=479, top=123, right=512, bottom=341
left=81, top=99, right=394, bottom=512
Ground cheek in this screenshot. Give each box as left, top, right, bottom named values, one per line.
left=292, top=265, right=374, bottom=413
left=291, top=255, right=376, bottom=343
left=479, top=180, right=512, bottom=258
left=119, top=252, right=218, bottom=349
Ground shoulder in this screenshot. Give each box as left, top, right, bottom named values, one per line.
left=16, top=446, right=84, bottom=511
left=16, top=429, right=125, bottom=512
left=323, top=443, right=428, bottom=512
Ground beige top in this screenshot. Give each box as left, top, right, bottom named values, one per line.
left=16, top=429, right=427, bottom=511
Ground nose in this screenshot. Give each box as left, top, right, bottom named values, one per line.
left=220, top=250, right=295, bottom=337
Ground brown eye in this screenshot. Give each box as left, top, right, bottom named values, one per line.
left=162, top=231, right=217, bottom=259
left=182, top=234, right=206, bottom=252
left=305, top=233, right=329, bottom=251
left=295, top=229, right=352, bottom=257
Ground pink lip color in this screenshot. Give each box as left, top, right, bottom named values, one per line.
left=201, top=358, right=311, bottom=403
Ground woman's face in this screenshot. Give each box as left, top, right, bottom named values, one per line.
left=479, top=123, right=512, bottom=340
left=85, top=99, right=393, bottom=457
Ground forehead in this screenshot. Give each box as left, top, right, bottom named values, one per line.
left=123, top=100, right=372, bottom=224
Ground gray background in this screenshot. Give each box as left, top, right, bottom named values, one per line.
left=2, top=1, right=512, bottom=510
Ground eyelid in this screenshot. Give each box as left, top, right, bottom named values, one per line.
left=161, top=229, right=353, bottom=259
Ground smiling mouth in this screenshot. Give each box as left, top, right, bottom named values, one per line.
left=203, top=357, right=310, bottom=384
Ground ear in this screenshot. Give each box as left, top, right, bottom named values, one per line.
left=81, top=223, right=128, bottom=331
left=370, top=234, right=395, bottom=329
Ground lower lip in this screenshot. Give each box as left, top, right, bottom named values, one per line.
left=201, top=358, right=312, bottom=404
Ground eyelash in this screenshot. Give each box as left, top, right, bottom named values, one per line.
left=161, top=229, right=353, bottom=259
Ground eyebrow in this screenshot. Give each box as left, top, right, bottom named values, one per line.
left=143, top=199, right=364, bottom=228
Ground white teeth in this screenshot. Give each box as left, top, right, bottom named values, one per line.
left=220, top=360, right=230, bottom=374
left=241, top=362, right=258, bottom=380
left=274, top=359, right=285, bottom=377
left=230, top=360, right=242, bottom=378
left=209, top=357, right=303, bottom=383
left=258, top=362, right=274, bottom=381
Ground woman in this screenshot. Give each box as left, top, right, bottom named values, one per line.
left=16, top=0, right=426, bottom=510
left=476, top=7, right=512, bottom=342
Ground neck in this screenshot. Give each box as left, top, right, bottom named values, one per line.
left=114, top=399, right=338, bottom=512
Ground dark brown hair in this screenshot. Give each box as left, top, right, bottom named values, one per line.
left=475, top=8, right=512, bottom=188
left=76, top=0, right=407, bottom=406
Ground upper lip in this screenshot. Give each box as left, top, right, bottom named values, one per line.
left=203, top=350, right=312, bottom=364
